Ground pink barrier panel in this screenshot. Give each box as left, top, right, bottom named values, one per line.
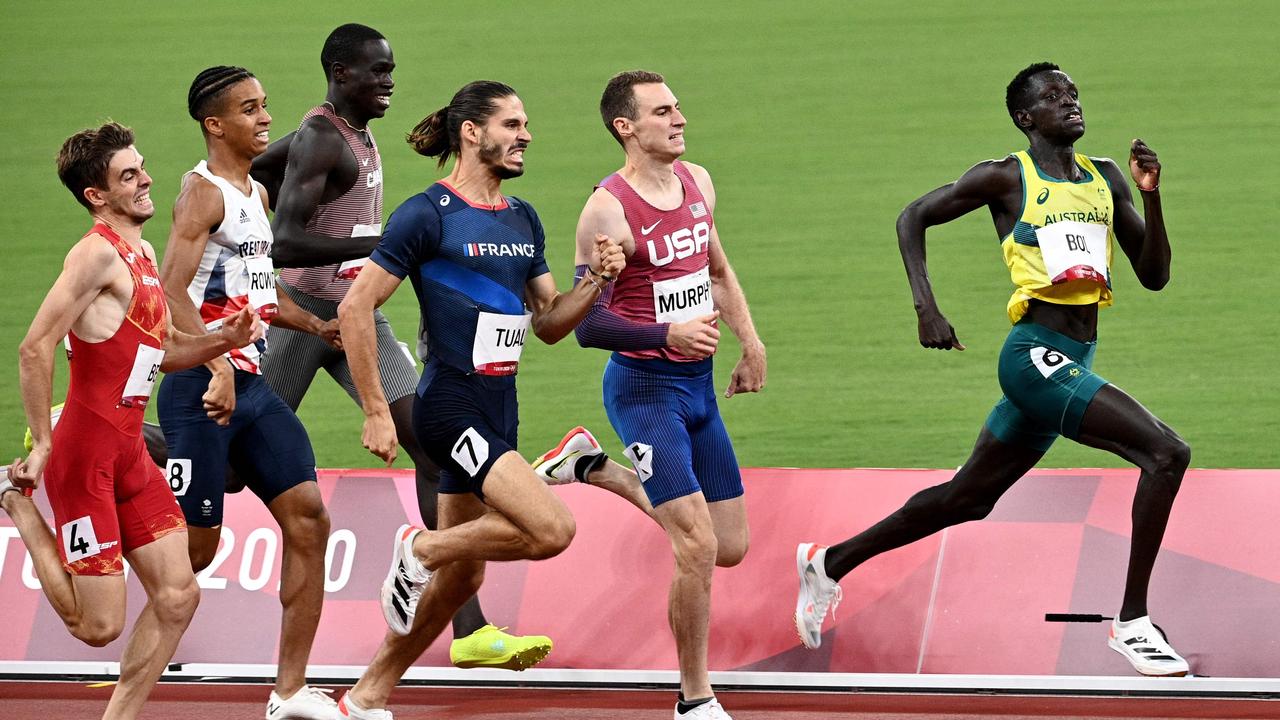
left=1, top=468, right=1276, bottom=677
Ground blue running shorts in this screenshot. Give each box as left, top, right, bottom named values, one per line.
left=157, top=367, right=317, bottom=527
left=414, top=360, right=518, bottom=499
left=603, top=353, right=743, bottom=508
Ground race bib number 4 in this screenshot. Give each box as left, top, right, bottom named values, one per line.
left=244, top=256, right=279, bottom=322
left=121, top=344, right=165, bottom=407
left=652, top=267, right=713, bottom=323
left=473, top=312, right=531, bottom=375
left=1036, top=221, right=1109, bottom=285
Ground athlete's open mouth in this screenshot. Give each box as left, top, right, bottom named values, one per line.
left=255, top=131, right=270, bottom=142
left=375, top=92, right=392, bottom=108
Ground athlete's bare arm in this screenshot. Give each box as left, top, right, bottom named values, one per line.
left=13, top=238, right=127, bottom=485
left=253, top=183, right=341, bottom=347
left=160, top=174, right=241, bottom=424
left=576, top=188, right=719, bottom=357
left=896, top=157, right=1022, bottom=351
left=526, top=236, right=624, bottom=346
left=269, top=118, right=379, bottom=268
left=336, top=262, right=402, bottom=465
left=1096, top=139, right=1170, bottom=290
left=140, top=239, right=261, bottom=373
left=686, top=163, right=765, bottom=397
left=249, top=131, right=296, bottom=210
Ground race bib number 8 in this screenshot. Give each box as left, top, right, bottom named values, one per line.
left=1035, top=221, right=1109, bottom=285
left=121, top=344, right=165, bottom=407
left=167, top=458, right=193, bottom=497
left=473, top=312, right=531, bottom=375
left=652, top=268, right=713, bottom=323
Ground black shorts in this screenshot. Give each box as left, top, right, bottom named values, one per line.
left=414, top=361, right=518, bottom=499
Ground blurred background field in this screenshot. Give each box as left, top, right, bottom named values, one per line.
left=1, top=0, right=1275, bottom=470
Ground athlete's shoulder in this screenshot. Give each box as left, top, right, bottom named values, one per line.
left=956, top=155, right=1021, bottom=191
left=140, top=239, right=160, bottom=264
left=291, top=115, right=349, bottom=162
left=1086, top=155, right=1123, bottom=178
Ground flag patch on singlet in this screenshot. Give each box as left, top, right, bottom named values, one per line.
left=689, top=201, right=707, bottom=218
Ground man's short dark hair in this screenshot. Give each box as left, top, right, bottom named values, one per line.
left=56, top=121, right=135, bottom=211
left=1005, top=61, right=1061, bottom=121
left=321, top=23, right=386, bottom=79
left=188, top=66, right=255, bottom=122
left=600, top=70, right=666, bottom=146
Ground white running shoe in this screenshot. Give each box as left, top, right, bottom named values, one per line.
left=337, top=691, right=393, bottom=719
left=674, top=698, right=733, bottom=719
left=794, top=542, right=842, bottom=649
left=1108, top=615, right=1190, bottom=676
left=380, top=524, right=432, bottom=636
left=532, top=426, right=604, bottom=485
left=265, top=685, right=337, bottom=719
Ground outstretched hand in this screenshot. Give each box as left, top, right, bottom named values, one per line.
left=1129, top=138, right=1161, bottom=192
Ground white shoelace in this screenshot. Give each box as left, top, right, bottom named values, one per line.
left=289, top=686, right=336, bottom=706
left=815, top=581, right=843, bottom=621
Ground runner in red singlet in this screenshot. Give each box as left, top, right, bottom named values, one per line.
left=1, top=122, right=260, bottom=720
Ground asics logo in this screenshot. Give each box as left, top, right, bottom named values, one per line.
left=1036, top=188, right=1050, bottom=204
left=640, top=220, right=662, bottom=236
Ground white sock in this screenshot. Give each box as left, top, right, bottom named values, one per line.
left=1114, top=615, right=1148, bottom=628
left=405, top=531, right=429, bottom=578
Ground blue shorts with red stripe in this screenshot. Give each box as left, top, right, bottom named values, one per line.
left=603, top=353, right=743, bottom=507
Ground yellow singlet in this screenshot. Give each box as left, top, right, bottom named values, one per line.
left=1002, top=150, right=1115, bottom=324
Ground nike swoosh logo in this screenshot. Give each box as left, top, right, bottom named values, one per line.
left=640, top=220, right=661, bottom=236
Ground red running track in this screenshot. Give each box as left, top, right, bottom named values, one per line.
left=1, top=682, right=1276, bottom=719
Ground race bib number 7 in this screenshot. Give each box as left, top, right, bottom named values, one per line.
left=1036, top=221, right=1109, bottom=285
left=121, top=344, right=165, bottom=407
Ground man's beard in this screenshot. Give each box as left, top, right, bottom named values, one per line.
left=479, top=138, right=525, bottom=179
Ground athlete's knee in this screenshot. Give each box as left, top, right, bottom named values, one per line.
left=527, top=511, right=576, bottom=560
left=188, top=541, right=218, bottom=572
left=68, top=611, right=125, bottom=647
left=714, top=530, right=749, bottom=568
left=151, top=578, right=201, bottom=626
left=282, top=500, right=331, bottom=547
left=671, top=523, right=718, bottom=573
left=1150, top=431, right=1191, bottom=478
left=905, top=483, right=994, bottom=525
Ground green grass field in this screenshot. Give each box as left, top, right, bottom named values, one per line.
left=1, top=1, right=1276, bottom=470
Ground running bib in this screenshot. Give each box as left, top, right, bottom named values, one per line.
left=244, top=256, right=279, bottom=322
left=1036, top=221, right=1108, bottom=285
left=652, top=268, right=713, bottom=323
left=121, top=344, right=165, bottom=407
left=472, top=311, right=531, bottom=375
left=335, top=224, right=382, bottom=280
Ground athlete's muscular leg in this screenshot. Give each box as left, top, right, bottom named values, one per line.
left=653, top=492, right=718, bottom=701
left=824, top=428, right=1044, bottom=581
left=0, top=491, right=127, bottom=645
left=102, top=532, right=199, bottom=720
left=1073, top=384, right=1189, bottom=621
left=348, top=493, right=488, bottom=710
left=707, top=495, right=749, bottom=568
left=387, top=394, right=484, bottom=638
left=585, top=458, right=658, bottom=522
left=411, top=452, right=576, bottom=568
left=185, top=525, right=224, bottom=572
left=266, top=481, right=331, bottom=697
